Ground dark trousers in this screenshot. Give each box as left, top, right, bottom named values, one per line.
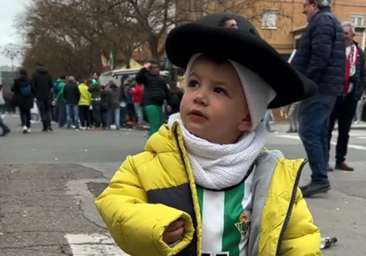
left=101, top=109, right=109, bottom=128
left=79, top=106, right=90, bottom=127
left=19, top=108, right=31, bottom=128
left=57, top=101, right=67, bottom=127
left=126, top=103, right=136, bottom=122
left=91, top=100, right=101, bottom=127
left=36, top=99, right=52, bottom=127
left=328, top=95, right=358, bottom=164
left=298, top=93, right=336, bottom=185
left=0, top=104, right=5, bottom=114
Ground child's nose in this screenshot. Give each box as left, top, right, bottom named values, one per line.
left=193, top=90, right=208, bottom=105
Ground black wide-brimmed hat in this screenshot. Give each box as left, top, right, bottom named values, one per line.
left=165, top=13, right=317, bottom=108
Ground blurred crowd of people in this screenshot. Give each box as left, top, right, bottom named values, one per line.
left=0, top=61, right=184, bottom=137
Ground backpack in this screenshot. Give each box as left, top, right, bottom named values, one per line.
left=53, top=81, right=59, bottom=94
left=20, top=84, right=32, bottom=97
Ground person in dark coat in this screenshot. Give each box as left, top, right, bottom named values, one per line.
left=136, top=59, right=171, bottom=137
left=11, top=68, right=34, bottom=133
left=63, top=76, right=81, bottom=130
left=327, top=21, right=366, bottom=172
left=32, top=63, right=54, bottom=131
left=100, top=85, right=111, bottom=129
left=109, top=82, right=122, bottom=129
left=292, top=0, right=346, bottom=197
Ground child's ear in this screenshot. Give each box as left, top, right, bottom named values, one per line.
left=237, top=114, right=252, bottom=132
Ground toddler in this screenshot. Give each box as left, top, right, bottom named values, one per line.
left=96, top=13, right=321, bottom=256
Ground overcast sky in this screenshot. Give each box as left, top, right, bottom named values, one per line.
left=0, top=0, right=27, bottom=66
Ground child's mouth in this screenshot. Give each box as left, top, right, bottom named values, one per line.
left=189, top=110, right=207, bottom=121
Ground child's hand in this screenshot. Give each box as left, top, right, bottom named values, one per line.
left=163, top=219, right=184, bottom=244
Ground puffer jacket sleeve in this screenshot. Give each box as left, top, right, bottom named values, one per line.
left=306, top=16, right=334, bottom=84
left=95, top=155, right=195, bottom=256
left=280, top=188, right=321, bottom=256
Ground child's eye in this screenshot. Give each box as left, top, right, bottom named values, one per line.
left=188, top=81, right=200, bottom=88
left=214, top=87, right=227, bottom=95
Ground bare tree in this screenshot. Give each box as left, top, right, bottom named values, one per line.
left=1, top=43, right=21, bottom=73
left=14, top=0, right=145, bottom=77
left=108, top=0, right=194, bottom=60
left=108, top=0, right=290, bottom=60
left=15, top=0, right=290, bottom=76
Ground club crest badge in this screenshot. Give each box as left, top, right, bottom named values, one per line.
left=235, top=211, right=250, bottom=236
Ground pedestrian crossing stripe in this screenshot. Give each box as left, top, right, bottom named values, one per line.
left=65, top=233, right=128, bottom=255
left=274, top=135, right=366, bottom=150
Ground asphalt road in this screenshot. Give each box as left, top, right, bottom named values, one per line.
left=1, top=115, right=365, bottom=255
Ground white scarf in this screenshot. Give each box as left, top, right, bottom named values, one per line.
left=168, top=113, right=267, bottom=190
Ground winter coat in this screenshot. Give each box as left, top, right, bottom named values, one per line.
left=96, top=124, right=321, bottom=256
left=32, top=66, right=54, bottom=100
left=63, top=82, right=81, bottom=105
left=293, top=7, right=346, bottom=96
left=11, top=75, right=34, bottom=109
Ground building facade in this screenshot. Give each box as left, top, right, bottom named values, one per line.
left=250, top=0, right=366, bottom=120
left=0, top=66, right=16, bottom=86
left=256, top=0, right=366, bottom=59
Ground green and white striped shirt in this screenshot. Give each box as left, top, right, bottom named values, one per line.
left=196, top=171, right=253, bottom=256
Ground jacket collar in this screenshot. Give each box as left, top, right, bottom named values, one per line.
left=310, top=7, right=331, bottom=22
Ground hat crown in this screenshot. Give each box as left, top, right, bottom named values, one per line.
left=195, top=13, right=259, bottom=36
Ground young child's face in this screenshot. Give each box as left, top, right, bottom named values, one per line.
left=180, top=55, right=251, bottom=144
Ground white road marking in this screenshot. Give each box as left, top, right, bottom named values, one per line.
left=65, top=233, right=128, bottom=255
left=275, top=135, right=366, bottom=151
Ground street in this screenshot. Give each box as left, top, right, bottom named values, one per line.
left=0, top=116, right=365, bottom=255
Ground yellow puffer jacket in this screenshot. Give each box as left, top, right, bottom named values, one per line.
left=78, top=83, right=91, bottom=106
left=96, top=123, right=321, bottom=256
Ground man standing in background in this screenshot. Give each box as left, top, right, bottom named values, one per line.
left=54, top=76, right=67, bottom=127
left=293, top=0, right=346, bottom=197
left=32, top=63, right=54, bottom=132
left=89, top=72, right=101, bottom=130
left=64, top=76, right=81, bottom=130
left=136, top=59, right=171, bottom=138
left=327, top=21, right=365, bottom=172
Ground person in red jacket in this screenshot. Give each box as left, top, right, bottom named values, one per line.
left=128, top=82, right=144, bottom=124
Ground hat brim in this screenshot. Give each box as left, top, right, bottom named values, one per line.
left=165, top=24, right=317, bottom=108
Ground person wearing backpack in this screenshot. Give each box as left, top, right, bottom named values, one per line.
left=11, top=68, right=34, bottom=133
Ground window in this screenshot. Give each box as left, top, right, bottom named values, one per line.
left=350, top=14, right=365, bottom=26
left=262, top=10, right=277, bottom=29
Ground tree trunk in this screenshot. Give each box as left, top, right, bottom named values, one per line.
left=149, top=34, right=160, bottom=60
left=126, top=57, right=131, bottom=69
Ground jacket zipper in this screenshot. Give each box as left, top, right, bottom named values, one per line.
left=275, top=159, right=308, bottom=256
